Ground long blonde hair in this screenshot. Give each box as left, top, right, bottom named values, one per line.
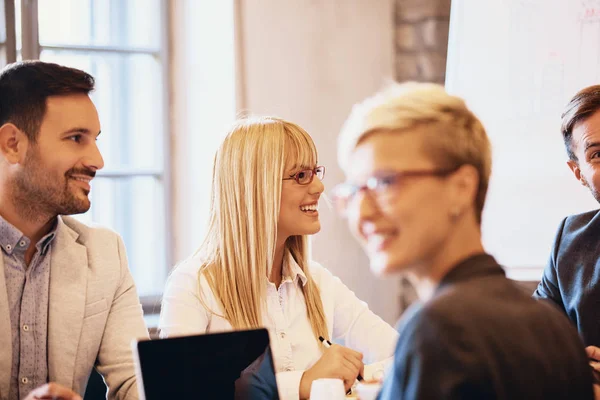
left=196, top=116, right=328, bottom=342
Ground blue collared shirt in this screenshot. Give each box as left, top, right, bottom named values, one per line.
left=1, top=216, right=57, bottom=400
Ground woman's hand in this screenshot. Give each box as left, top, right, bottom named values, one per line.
left=299, top=343, right=364, bottom=399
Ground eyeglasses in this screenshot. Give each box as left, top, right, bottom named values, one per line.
left=331, top=167, right=458, bottom=216
left=282, top=166, right=326, bottom=185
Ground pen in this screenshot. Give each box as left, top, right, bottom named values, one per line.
left=319, top=336, right=364, bottom=382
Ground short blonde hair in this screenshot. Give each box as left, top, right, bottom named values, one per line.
left=338, top=82, right=492, bottom=223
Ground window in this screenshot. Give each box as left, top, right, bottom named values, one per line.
left=2, top=0, right=171, bottom=307
left=0, top=1, right=14, bottom=65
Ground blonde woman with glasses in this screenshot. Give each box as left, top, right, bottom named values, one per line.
left=159, top=116, right=398, bottom=400
left=335, top=82, right=595, bottom=399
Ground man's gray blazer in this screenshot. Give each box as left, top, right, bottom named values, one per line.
left=0, top=216, right=149, bottom=399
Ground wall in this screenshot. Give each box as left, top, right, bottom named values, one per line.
left=170, top=1, right=238, bottom=264
left=395, top=0, right=451, bottom=83
left=237, top=0, right=401, bottom=324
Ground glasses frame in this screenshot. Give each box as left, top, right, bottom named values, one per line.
left=332, top=167, right=459, bottom=214
left=282, top=165, right=326, bottom=185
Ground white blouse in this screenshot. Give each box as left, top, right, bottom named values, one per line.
left=159, top=252, right=399, bottom=400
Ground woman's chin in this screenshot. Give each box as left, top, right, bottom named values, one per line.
left=290, top=224, right=321, bottom=237
left=304, top=222, right=321, bottom=235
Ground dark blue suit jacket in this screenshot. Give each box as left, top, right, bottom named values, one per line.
left=534, top=209, right=600, bottom=346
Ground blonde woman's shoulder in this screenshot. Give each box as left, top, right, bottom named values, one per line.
left=163, top=254, right=196, bottom=292
left=165, top=253, right=216, bottom=297
left=160, top=253, right=219, bottom=337
left=171, top=253, right=205, bottom=275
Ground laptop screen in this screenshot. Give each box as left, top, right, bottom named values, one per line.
left=134, top=328, right=279, bottom=400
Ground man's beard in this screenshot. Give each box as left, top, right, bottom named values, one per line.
left=12, top=148, right=95, bottom=221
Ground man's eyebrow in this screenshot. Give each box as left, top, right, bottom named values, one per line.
left=62, top=128, right=101, bottom=138
left=584, top=141, right=600, bottom=152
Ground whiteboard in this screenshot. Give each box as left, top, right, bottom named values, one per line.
left=446, top=0, right=600, bottom=279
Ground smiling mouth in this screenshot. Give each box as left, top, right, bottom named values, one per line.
left=70, top=176, right=92, bottom=183
left=300, top=203, right=318, bottom=213
left=69, top=176, right=93, bottom=193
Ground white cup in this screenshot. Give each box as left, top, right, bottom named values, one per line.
left=309, top=378, right=346, bottom=400
left=355, top=382, right=382, bottom=400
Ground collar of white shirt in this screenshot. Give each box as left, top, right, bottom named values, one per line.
left=282, top=251, right=308, bottom=286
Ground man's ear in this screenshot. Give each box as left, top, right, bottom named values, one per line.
left=567, top=159, right=586, bottom=186
left=0, top=123, right=28, bottom=164
left=448, top=164, right=479, bottom=216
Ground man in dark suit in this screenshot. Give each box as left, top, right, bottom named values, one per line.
left=534, top=85, right=600, bottom=375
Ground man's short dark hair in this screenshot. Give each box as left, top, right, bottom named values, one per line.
left=561, top=85, right=600, bottom=163
left=0, top=60, right=95, bottom=142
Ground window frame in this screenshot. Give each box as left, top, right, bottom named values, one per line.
left=10, top=0, right=172, bottom=313
left=3, top=0, right=16, bottom=63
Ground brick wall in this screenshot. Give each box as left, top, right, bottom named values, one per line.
left=394, top=0, right=451, bottom=84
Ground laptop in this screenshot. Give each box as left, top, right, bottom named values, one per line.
left=132, top=328, right=280, bottom=400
